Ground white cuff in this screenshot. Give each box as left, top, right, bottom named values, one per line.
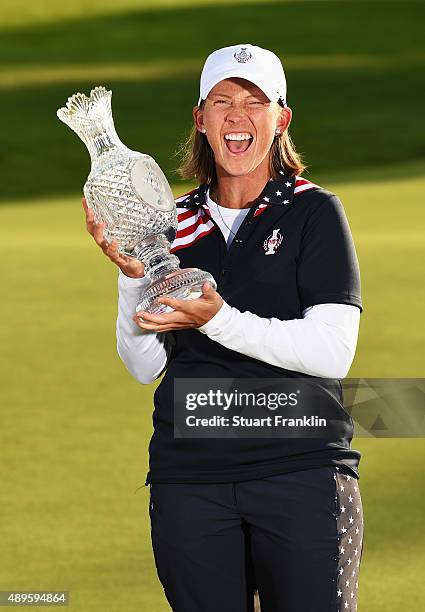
left=118, top=269, right=150, bottom=290
left=197, top=301, right=233, bottom=335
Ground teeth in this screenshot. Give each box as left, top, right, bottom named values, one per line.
left=224, top=133, right=253, bottom=141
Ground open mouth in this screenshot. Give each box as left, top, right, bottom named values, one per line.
left=223, top=132, right=254, bottom=155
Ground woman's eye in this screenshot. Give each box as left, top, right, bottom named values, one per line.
left=215, top=100, right=230, bottom=105
left=248, top=101, right=263, bottom=106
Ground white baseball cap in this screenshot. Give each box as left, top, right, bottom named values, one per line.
left=198, top=44, right=287, bottom=106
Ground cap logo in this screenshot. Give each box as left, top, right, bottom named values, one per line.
left=233, top=47, right=252, bottom=63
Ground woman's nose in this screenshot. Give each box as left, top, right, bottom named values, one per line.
left=226, top=102, right=247, bottom=120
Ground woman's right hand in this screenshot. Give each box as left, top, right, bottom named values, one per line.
left=82, top=197, right=145, bottom=279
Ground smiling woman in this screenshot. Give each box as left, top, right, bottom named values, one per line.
left=191, top=78, right=296, bottom=207
left=89, top=43, right=366, bottom=612
left=178, top=78, right=305, bottom=187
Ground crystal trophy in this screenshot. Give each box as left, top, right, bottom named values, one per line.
left=56, top=86, right=216, bottom=314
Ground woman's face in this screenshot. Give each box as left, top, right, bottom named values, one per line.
left=194, top=77, right=291, bottom=179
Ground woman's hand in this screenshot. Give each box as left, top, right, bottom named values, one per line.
left=82, top=197, right=145, bottom=279
left=133, top=282, right=223, bottom=331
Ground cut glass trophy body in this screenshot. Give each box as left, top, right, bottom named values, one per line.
left=57, top=86, right=216, bottom=314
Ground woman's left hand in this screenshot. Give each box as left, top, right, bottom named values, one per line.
left=133, top=282, right=223, bottom=332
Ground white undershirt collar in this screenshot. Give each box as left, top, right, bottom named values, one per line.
left=206, top=188, right=250, bottom=247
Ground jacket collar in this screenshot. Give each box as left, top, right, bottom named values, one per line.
left=179, top=170, right=295, bottom=208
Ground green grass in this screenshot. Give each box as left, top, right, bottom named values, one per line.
left=1, top=0, right=424, bottom=610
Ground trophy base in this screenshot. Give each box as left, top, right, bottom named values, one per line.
left=136, top=268, right=217, bottom=315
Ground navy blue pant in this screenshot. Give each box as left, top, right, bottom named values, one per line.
left=149, top=466, right=364, bottom=612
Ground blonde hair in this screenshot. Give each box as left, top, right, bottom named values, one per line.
left=175, top=101, right=306, bottom=184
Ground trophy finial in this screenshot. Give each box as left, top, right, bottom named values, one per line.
left=56, top=86, right=112, bottom=126
left=57, top=86, right=123, bottom=160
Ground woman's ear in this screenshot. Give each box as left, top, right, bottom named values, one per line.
left=193, top=105, right=205, bottom=133
left=277, top=106, right=292, bottom=134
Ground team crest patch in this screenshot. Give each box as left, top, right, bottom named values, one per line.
left=233, top=47, right=252, bottom=63
left=263, top=229, right=283, bottom=255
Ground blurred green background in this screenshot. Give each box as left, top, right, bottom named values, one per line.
left=1, top=1, right=424, bottom=610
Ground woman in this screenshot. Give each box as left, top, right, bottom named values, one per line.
left=84, top=44, right=364, bottom=612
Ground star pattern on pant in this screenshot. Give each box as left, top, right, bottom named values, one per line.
left=334, top=468, right=364, bottom=611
